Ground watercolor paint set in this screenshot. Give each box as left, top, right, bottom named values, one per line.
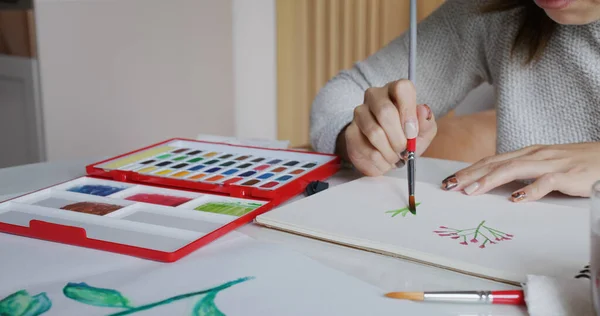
left=0, top=138, right=340, bottom=262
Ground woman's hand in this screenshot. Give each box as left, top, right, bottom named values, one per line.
left=441, top=142, right=600, bottom=201
left=337, top=80, right=438, bottom=176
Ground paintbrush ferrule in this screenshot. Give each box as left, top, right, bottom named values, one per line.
left=424, top=291, right=492, bottom=303
left=407, top=152, right=415, bottom=196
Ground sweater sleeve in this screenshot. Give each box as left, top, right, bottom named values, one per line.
left=309, top=0, right=491, bottom=154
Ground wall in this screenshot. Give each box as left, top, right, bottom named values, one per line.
left=0, top=55, right=44, bottom=168
left=232, top=0, right=277, bottom=140
left=35, top=0, right=235, bottom=161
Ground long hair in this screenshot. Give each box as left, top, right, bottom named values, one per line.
left=481, top=0, right=558, bottom=63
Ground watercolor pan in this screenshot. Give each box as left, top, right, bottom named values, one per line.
left=222, top=169, right=239, bottom=176
left=276, top=175, right=293, bottom=182
left=238, top=171, right=256, bottom=177
left=220, top=161, right=235, bottom=167
left=0, top=138, right=340, bottom=263
left=271, top=167, right=287, bottom=173
left=257, top=173, right=274, bottom=180
left=188, top=165, right=206, bottom=172
left=188, top=157, right=203, bottom=163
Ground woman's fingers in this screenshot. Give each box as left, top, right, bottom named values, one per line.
left=458, top=160, right=561, bottom=196
left=509, top=173, right=567, bottom=202
left=344, top=122, right=394, bottom=176
left=353, top=104, right=400, bottom=165
left=364, top=88, right=406, bottom=155
left=388, top=80, right=418, bottom=140
left=415, top=103, right=437, bottom=156
left=441, top=145, right=544, bottom=190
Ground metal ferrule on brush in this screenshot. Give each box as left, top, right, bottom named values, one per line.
left=424, top=291, right=493, bottom=303
left=407, top=151, right=415, bottom=196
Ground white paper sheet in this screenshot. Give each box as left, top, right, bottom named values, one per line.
left=0, top=231, right=443, bottom=315
left=256, top=176, right=591, bottom=285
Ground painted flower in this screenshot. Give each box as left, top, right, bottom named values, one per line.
left=495, top=237, right=501, bottom=241
left=460, top=241, right=468, bottom=245
left=439, top=226, right=448, bottom=229
left=479, top=244, right=485, bottom=249
left=506, top=234, right=514, bottom=237
left=0, top=290, right=51, bottom=316
left=470, top=238, right=478, bottom=243
left=433, top=231, right=447, bottom=233
left=451, top=236, right=460, bottom=239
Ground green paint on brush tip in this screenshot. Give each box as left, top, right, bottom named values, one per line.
left=0, top=290, right=52, bottom=316
left=63, top=283, right=133, bottom=308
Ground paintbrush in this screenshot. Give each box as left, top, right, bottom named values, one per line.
left=384, top=290, right=526, bottom=305
left=407, top=0, right=417, bottom=214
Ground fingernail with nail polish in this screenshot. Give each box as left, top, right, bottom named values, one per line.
left=404, top=119, right=418, bottom=139
left=464, top=182, right=480, bottom=195
left=511, top=191, right=526, bottom=202
left=423, top=104, right=433, bottom=121
left=441, top=175, right=458, bottom=190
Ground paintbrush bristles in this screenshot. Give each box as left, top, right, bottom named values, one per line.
left=385, top=292, right=424, bottom=301
left=409, top=195, right=416, bottom=211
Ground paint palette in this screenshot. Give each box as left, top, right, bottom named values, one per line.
left=0, top=138, right=340, bottom=262
left=88, top=139, right=338, bottom=198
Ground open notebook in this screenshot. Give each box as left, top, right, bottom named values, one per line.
left=255, top=176, right=590, bottom=285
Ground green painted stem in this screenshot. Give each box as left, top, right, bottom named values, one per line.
left=479, top=232, right=493, bottom=243
left=106, top=277, right=252, bottom=316
left=485, top=226, right=508, bottom=235
left=473, top=220, right=486, bottom=239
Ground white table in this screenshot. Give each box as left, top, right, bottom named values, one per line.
left=0, top=157, right=590, bottom=315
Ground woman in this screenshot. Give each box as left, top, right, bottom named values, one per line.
left=310, top=0, right=600, bottom=202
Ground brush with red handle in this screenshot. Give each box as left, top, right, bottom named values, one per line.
left=385, top=290, right=526, bottom=305
left=407, top=0, right=417, bottom=214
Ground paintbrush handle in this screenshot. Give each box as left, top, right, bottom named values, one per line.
left=424, top=290, right=525, bottom=305
left=409, top=0, right=417, bottom=84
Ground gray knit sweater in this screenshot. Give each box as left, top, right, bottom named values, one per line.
left=310, top=0, right=600, bottom=156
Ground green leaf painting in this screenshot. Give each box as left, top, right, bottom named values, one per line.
left=1, top=276, right=253, bottom=316
left=63, top=282, right=133, bottom=308
left=0, top=290, right=51, bottom=316
left=385, top=202, right=421, bottom=217
left=192, top=291, right=225, bottom=316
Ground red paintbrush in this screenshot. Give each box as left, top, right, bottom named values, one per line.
left=407, top=0, right=417, bottom=214
left=385, top=290, right=526, bottom=305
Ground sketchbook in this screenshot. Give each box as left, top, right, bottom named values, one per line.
left=255, top=176, right=590, bottom=285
